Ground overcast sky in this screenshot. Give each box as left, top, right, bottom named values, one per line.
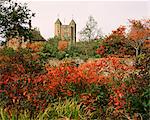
left=5, top=0, right=150, bottom=40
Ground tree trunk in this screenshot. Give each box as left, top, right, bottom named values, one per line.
left=135, top=47, right=140, bottom=67
left=135, top=48, right=139, bottom=57
left=88, top=36, right=91, bottom=42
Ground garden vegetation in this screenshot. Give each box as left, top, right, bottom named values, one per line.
left=0, top=0, right=149, bottom=120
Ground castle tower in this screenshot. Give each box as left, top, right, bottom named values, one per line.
left=54, top=18, right=76, bottom=43
left=55, top=18, right=62, bottom=38
left=69, top=19, right=76, bottom=43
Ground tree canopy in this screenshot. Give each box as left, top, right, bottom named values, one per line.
left=79, top=16, right=102, bottom=41
left=0, top=0, right=35, bottom=41
left=30, top=28, right=45, bottom=41
left=127, top=19, right=150, bottom=57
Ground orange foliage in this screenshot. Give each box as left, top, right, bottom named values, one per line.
left=128, top=19, right=150, bottom=41
left=144, top=39, right=150, bottom=48
left=104, top=25, right=126, bottom=43
left=26, top=42, right=43, bottom=52
left=58, top=40, right=68, bottom=51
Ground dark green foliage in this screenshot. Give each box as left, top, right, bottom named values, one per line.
left=0, top=0, right=35, bottom=40
left=39, top=39, right=59, bottom=60
left=39, top=38, right=102, bottom=61
left=125, top=52, right=150, bottom=119
left=30, top=28, right=45, bottom=41
left=126, top=86, right=150, bottom=119
left=67, top=39, right=102, bottom=59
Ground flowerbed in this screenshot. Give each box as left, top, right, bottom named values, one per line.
left=0, top=45, right=149, bottom=119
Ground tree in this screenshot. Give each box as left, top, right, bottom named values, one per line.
left=30, top=28, right=45, bottom=41
left=96, top=25, right=129, bottom=57
left=0, top=0, right=9, bottom=5
left=79, top=16, right=102, bottom=41
left=127, top=19, right=150, bottom=57
left=0, top=0, right=35, bottom=41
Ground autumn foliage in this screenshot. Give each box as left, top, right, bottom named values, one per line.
left=96, top=19, right=150, bottom=58
left=58, top=40, right=69, bottom=51
left=0, top=50, right=137, bottom=117
left=0, top=19, right=149, bottom=119
left=127, top=19, right=150, bottom=57
left=128, top=19, right=149, bottom=41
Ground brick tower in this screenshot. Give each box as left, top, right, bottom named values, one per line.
left=55, top=18, right=76, bottom=43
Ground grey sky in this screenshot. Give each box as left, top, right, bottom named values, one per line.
left=7, top=0, right=150, bottom=40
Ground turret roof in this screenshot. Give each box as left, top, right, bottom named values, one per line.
left=55, top=18, right=62, bottom=24
left=69, top=19, right=76, bottom=25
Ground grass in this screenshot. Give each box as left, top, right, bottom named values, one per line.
left=0, top=98, right=87, bottom=120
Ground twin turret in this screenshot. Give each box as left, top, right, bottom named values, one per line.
left=55, top=18, right=76, bottom=43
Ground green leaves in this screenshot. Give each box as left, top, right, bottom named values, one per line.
left=0, top=0, right=35, bottom=40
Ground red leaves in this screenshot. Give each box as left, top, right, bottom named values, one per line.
left=104, top=25, right=126, bottom=43
left=109, top=83, right=127, bottom=110
left=16, top=64, right=25, bottom=73
left=44, top=57, right=135, bottom=112
left=96, top=45, right=105, bottom=55
left=112, top=25, right=126, bottom=36
left=0, top=57, right=136, bottom=112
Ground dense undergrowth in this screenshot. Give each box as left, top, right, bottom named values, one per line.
left=0, top=19, right=149, bottom=120
left=0, top=46, right=149, bottom=120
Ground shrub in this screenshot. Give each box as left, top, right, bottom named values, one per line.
left=0, top=42, right=149, bottom=119
left=38, top=39, right=102, bottom=61
left=96, top=26, right=135, bottom=57
left=0, top=47, right=16, bottom=57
